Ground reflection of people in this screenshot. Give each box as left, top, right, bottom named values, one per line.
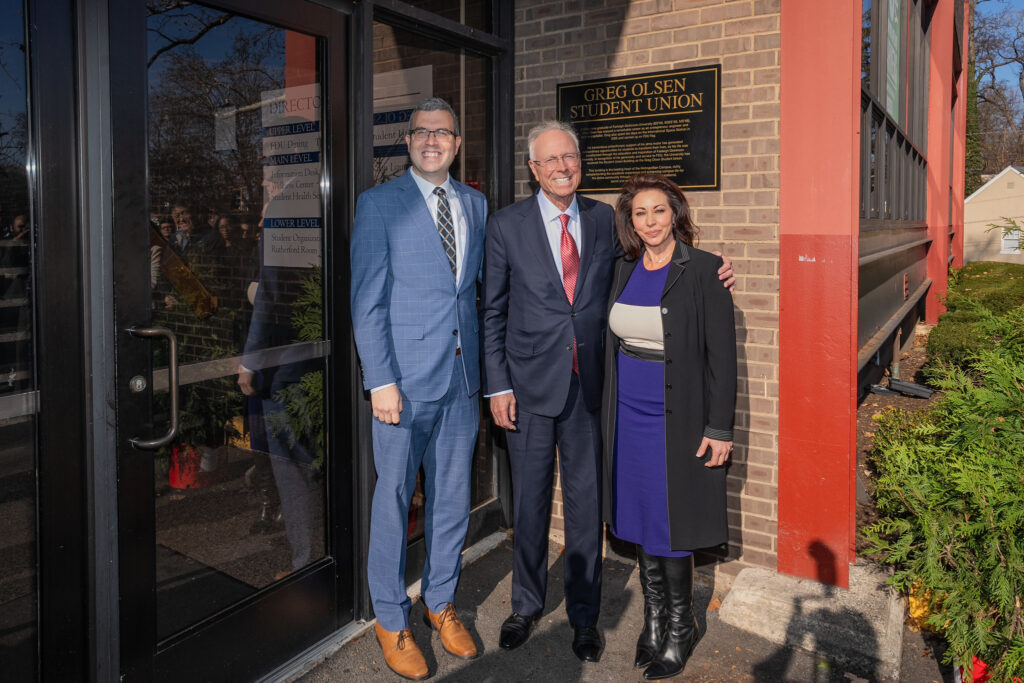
left=172, top=204, right=216, bottom=256
left=2, top=214, right=29, bottom=241
left=239, top=214, right=261, bottom=261
left=602, top=174, right=736, bottom=680
left=150, top=216, right=177, bottom=307
left=483, top=123, right=736, bottom=663
left=237, top=185, right=319, bottom=578
left=1, top=214, right=30, bottom=291
left=1, top=213, right=31, bottom=392
left=157, top=216, right=175, bottom=241
left=351, top=97, right=487, bottom=680
left=214, top=215, right=241, bottom=252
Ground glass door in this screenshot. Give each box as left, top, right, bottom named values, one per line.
left=0, top=2, right=36, bottom=677
left=111, top=1, right=351, bottom=680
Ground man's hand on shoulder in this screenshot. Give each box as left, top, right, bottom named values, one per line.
left=711, top=250, right=736, bottom=292
left=371, top=385, right=403, bottom=425
left=489, top=392, right=517, bottom=431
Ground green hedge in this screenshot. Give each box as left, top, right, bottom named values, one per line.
left=864, top=276, right=1024, bottom=680
left=927, top=262, right=1024, bottom=369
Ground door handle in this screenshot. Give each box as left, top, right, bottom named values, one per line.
left=127, top=325, right=179, bottom=450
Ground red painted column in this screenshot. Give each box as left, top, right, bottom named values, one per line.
left=950, top=7, right=970, bottom=270
left=926, top=3, right=954, bottom=321
left=778, top=0, right=860, bottom=588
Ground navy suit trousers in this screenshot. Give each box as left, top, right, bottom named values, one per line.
left=506, top=373, right=602, bottom=626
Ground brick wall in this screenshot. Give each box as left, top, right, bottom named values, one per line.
left=514, top=0, right=781, bottom=583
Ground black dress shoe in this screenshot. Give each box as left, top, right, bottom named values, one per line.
left=571, top=623, right=603, bottom=662
left=499, top=612, right=538, bottom=650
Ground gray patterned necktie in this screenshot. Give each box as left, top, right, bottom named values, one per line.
left=433, top=187, right=457, bottom=275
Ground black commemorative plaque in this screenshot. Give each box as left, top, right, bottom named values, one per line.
left=557, top=65, right=721, bottom=192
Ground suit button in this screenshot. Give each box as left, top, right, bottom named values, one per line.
left=571, top=312, right=577, bottom=318
left=665, top=384, right=672, bottom=390
left=665, top=332, right=672, bottom=338
left=566, top=344, right=572, bottom=351
left=665, top=408, right=672, bottom=415
left=665, top=358, right=672, bottom=364
left=661, top=307, right=668, bottom=314
left=452, top=329, right=458, bottom=336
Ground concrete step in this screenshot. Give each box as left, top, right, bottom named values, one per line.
left=718, top=562, right=906, bottom=681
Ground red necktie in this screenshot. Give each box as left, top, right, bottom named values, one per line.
left=559, top=213, right=579, bottom=373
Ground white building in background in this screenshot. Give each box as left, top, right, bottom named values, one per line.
left=965, top=165, right=1024, bottom=264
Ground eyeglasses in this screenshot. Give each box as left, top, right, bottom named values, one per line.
left=530, top=153, right=581, bottom=170
left=409, top=127, right=456, bottom=141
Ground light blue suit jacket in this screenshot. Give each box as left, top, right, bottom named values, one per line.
left=351, top=170, right=487, bottom=403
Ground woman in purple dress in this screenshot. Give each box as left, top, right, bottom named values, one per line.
left=601, top=174, right=737, bottom=680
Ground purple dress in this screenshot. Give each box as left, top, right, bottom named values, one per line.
left=612, top=262, right=691, bottom=558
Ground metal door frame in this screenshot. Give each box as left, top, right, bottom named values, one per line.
left=81, top=0, right=355, bottom=679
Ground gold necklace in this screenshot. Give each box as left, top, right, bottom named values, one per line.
left=645, top=247, right=673, bottom=268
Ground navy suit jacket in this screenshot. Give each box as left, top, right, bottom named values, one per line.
left=350, top=170, right=488, bottom=403
left=482, top=193, right=618, bottom=417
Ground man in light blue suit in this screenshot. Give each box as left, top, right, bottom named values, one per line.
left=351, top=97, right=487, bottom=680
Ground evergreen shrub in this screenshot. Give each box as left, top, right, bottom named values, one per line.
left=864, top=343, right=1024, bottom=680
left=265, top=267, right=324, bottom=469
left=927, top=262, right=1024, bottom=370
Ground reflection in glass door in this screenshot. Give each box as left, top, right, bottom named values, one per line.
left=144, top=2, right=329, bottom=643
left=0, top=1, right=35, bottom=677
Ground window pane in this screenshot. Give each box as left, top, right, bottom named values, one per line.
left=0, top=0, right=36, bottom=677
left=402, top=0, right=492, bottom=33
left=147, top=5, right=327, bottom=639
left=1002, top=230, right=1021, bottom=254
left=862, top=0, right=872, bottom=89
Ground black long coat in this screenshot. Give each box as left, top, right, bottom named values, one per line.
left=600, top=242, right=737, bottom=551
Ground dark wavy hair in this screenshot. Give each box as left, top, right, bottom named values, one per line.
left=614, top=173, right=699, bottom=261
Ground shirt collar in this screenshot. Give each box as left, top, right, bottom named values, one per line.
left=536, top=190, right=579, bottom=226
left=409, top=169, right=454, bottom=201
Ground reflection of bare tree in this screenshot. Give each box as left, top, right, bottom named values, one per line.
left=373, top=133, right=406, bottom=186
left=0, top=31, right=28, bottom=223
left=861, top=8, right=871, bottom=87
left=0, top=111, right=27, bottom=216
left=970, top=1, right=1024, bottom=175
left=147, top=20, right=284, bottom=215
left=146, top=1, right=234, bottom=68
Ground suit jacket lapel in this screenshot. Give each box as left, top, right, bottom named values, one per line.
left=399, top=171, right=455, bottom=285
left=522, top=198, right=566, bottom=299
left=662, top=242, right=691, bottom=298
left=575, top=197, right=598, bottom=303
left=454, top=183, right=480, bottom=289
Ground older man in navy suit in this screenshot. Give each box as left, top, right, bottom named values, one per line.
left=483, top=121, right=734, bottom=663
left=351, top=98, right=487, bottom=680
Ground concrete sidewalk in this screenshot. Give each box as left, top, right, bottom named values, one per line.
left=295, top=535, right=954, bottom=682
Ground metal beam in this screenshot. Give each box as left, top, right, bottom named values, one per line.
left=857, top=278, right=932, bottom=370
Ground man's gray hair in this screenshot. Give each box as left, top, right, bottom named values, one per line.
left=527, top=120, right=580, bottom=161
left=409, top=97, right=461, bottom=136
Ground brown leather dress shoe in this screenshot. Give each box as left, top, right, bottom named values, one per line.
left=423, top=603, right=479, bottom=659
left=374, top=622, right=429, bottom=680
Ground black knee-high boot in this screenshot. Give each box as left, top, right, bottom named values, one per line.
left=643, top=555, right=698, bottom=680
left=634, top=547, right=668, bottom=668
